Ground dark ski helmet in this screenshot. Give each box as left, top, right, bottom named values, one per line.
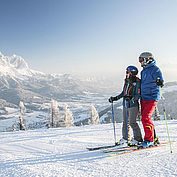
left=139, top=52, right=154, bottom=65
left=126, top=66, right=138, bottom=76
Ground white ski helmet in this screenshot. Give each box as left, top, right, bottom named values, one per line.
left=139, top=52, right=154, bottom=65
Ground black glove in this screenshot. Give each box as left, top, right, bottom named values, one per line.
left=156, top=78, right=164, bottom=87
left=108, top=96, right=118, bottom=103
left=124, top=95, right=132, bottom=101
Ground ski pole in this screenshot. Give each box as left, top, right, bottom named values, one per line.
left=159, top=86, right=173, bottom=153
left=111, top=102, right=117, bottom=145
left=125, top=100, right=129, bottom=144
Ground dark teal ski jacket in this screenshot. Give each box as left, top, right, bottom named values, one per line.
left=116, top=77, right=141, bottom=108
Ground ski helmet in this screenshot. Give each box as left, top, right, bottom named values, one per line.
left=139, top=52, right=154, bottom=65
left=126, top=66, right=138, bottom=76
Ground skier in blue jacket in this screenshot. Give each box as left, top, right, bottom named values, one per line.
left=109, top=66, right=143, bottom=146
left=138, top=52, right=164, bottom=148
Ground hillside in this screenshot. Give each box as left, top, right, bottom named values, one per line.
left=0, top=120, right=176, bottom=176
left=1, top=78, right=177, bottom=132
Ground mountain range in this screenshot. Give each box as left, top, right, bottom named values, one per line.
left=0, top=52, right=177, bottom=125
left=0, top=52, right=113, bottom=111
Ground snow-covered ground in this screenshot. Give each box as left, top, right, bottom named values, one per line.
left=0, top=120, right=176, bottom=177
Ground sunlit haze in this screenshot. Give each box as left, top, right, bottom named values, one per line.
left=1, top=0, right=177, bottom=83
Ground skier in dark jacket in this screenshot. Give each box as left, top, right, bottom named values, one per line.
left=109, top=66, right=143, bottom=146
left=138, top=52, right=164, bottom=148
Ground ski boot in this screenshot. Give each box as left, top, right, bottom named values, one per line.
left=116, top=138, right=127, bottom=145
left=138, top=140, right=154, bottom=149
left=128, top=139, right=139, bottom=147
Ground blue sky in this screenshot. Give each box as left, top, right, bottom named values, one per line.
left=1, top=0, right=177, bottom=81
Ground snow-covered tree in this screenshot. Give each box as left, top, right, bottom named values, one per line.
left=63, top=104, right=74, bottom=127
left=154, top=106, right=160, bottom=121
left=49, top=99, right=65, bottom=127
left=89, top=105, right=100, bottom=124
left=19, top=101, right=26, bottom=114
left=18, top=101, right=26, bottom=130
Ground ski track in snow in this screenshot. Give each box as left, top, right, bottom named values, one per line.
left=0, top=121, right=176, bottom=177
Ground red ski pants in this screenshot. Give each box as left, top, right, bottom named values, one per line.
left=141, top=100, right=158, bottom=142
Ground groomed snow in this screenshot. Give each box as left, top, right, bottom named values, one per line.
left=0, top=120, right=176, bottom=177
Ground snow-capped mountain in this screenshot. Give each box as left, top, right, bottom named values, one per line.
left=0, top=51, right=177, bottom=127
left=0, top=52, right=112, bottom=110
left=0, top=52, right=39, bottom=79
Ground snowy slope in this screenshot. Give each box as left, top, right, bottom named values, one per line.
left=0, top=120, right=176, bottom=177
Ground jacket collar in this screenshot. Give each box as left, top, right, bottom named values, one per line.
left=143, top=60, right=156, bottom=69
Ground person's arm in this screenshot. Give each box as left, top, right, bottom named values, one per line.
left=108, top=91, right=124, bottom=103
left=153, top=67, right=164, bottom=87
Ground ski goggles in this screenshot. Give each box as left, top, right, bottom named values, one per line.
left=139, top=57, right=153, bottom=63
left=126, top=71, right=132, bottom=74
left=139, top=57, right=145, bottom=63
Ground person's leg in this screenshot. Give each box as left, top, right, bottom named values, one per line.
left=141, top=101, right=158, bottom=142
left=129, top=106, right=143, bottom=142
left=122, top=107, right=130, bottom=140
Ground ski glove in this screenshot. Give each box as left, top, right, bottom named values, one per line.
left=156, top=78, right=164, bottom=87
left=108, top=96, right=118, bottom=103
left=124, top=95, right=133, bottom=101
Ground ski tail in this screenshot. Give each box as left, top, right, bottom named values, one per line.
left=103, top=145, right=137, bottom=153
left=87, top=144, right=119, bottom=151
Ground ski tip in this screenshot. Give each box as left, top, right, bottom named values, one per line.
left=86, top=148, right=94, bottom=151
left=86, top=148, right=96, bottom=151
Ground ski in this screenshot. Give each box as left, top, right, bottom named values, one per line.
left=87, top=142, right=138, bottom=151
left=103, top=145, right=137, bottom=153
left=87, top=144, right=121, bottom=151
left=103, top=141, right=171, bottom=153
left=106, top=142, right=169, bottom=157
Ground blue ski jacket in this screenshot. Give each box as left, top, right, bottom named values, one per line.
left=116, top=77, right=141, bottom=108
left=140, top=60, right=164, bottom=101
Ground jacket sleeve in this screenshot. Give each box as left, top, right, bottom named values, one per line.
left=152, top=66, right=164, bottom=83
left=116, top=91, right=124, bottom=100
